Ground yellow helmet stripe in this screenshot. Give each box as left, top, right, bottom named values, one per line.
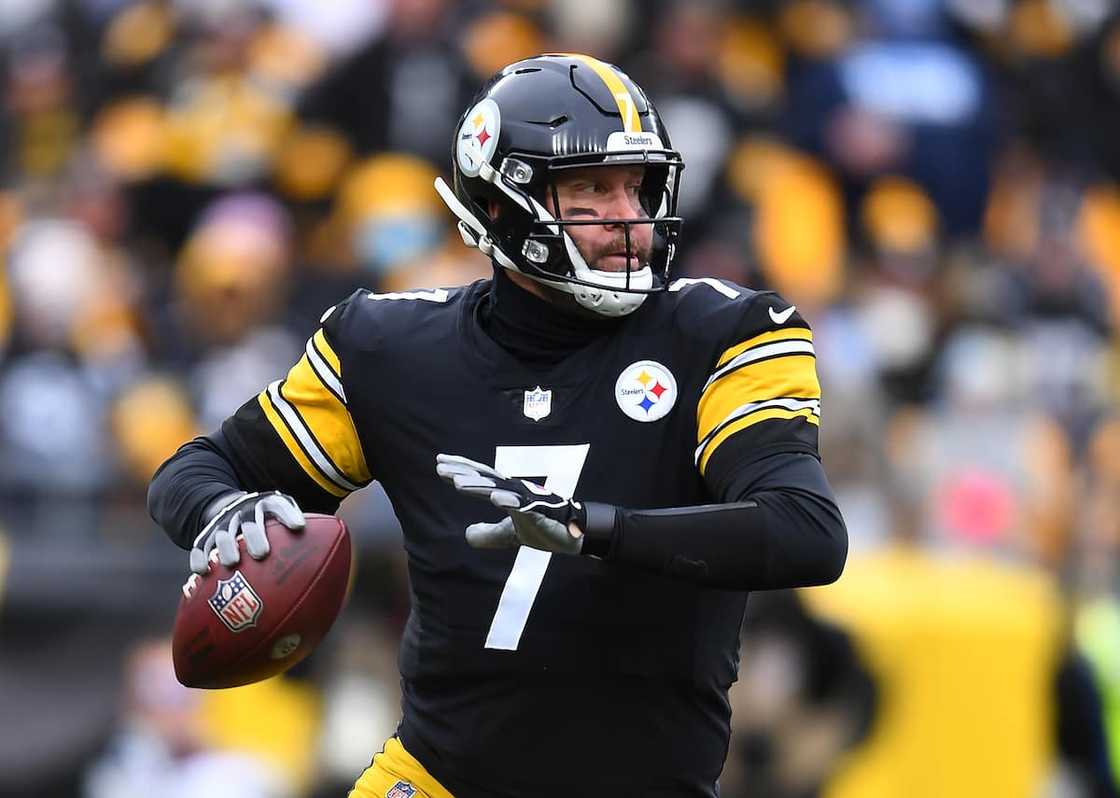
left=557, top=53, right=641, bottom=133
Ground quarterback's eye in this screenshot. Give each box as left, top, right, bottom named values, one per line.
left=570, top=180, right=605, bottom=195
left=572, top=181, right=644, bottom=200
left=558, top=182, right=601, bottom=217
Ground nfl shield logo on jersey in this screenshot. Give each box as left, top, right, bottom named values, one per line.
left=523, top=386, right=552, bottom=421
left=208, top=571, right=263, bottom=632
left=386, top=781, right=416, bottom=798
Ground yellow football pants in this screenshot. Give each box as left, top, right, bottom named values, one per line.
left=348, top=737, right=455, bottom=798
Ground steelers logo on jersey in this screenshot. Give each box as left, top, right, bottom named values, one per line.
left=615, top=360, right=677, bottom=422
left=456, top=98, right=501, bottom=177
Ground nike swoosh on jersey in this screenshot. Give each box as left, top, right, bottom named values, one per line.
left=769, top=305, right=797, bottom=325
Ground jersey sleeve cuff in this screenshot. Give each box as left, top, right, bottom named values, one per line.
left=580, top=501, right=618, bottom=559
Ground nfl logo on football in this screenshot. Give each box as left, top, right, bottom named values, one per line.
left=208, top=571, right=263, bottom=632
left=523, top=386, right=552, bottom=421
left=386, top=780, right=416, bottom=798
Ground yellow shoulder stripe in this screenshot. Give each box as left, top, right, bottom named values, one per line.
left=278, top=356, right=371, bottom=485
left=256, top=332, right=371, bottom=498
left=558, top=53, right=641, bottom=133
left=698, top=353, right=820, bottom=442
left=258, top=389, right=349, bottom=498
left=717, top=326, right=812, bottom=368
left=699, top=407, right=820, bottom=474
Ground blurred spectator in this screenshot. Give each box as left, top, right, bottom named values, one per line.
left=111, top=375, right=199, bottom=485
left=4, top=21, right=81, bottom=180
left=162, top=192, right=300, bottom=429
left=731, top=139, right=847, bottom=312
left=1073, top=416, right=1120, bottom=787
left=331, top=152, right=489, bottom=292
left=83, top=639, right=292, bottom=798
left=461, top=9, right=544, bottom=81
left=887, top=324, right=1077, bottom=563
left=298, top=0, right=476, bottom=165
left=336, top=153, right=446, bottom=281
left=722, top=590, right=876, bottom=798
left=785, top=0, right=997, bottom=236
left=549, top=0, right=633, bottom=64
left=0, top=218, right=137, bottom=510
left=630, top=1, right=738, bottom=224
left=159, top=11, right=294, bottom=187
left=262, top=0, right=387, bottom=60
left=802, top=486, right=1116, bottom=797
left=310, top=614, right=405, bottom=796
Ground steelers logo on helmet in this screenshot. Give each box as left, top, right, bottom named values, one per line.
left=615, top=360, right=677, bottom=422
left=456, top=98, right=501, bottom=178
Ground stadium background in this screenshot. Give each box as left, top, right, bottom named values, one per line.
left=1, top=0, right=1119, bottom=795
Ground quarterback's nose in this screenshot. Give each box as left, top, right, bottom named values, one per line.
left=601, top=187, right=643, bottom=226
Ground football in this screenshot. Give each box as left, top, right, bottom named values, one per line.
left=172, top=513, right=352, bottom=689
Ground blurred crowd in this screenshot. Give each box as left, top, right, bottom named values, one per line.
left=1, top=0, right=1120, bottom=796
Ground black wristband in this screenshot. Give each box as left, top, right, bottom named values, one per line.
left=579, top=501, right=617, bottom=559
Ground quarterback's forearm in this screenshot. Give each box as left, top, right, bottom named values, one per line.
left=584, top=454, right=847, bottom=590
left=147, top=436, right=244, bottom=549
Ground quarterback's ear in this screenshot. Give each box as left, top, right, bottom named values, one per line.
left=487, top=200, right=500, bottom=221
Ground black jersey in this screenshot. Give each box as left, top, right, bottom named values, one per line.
left=217, top=277, right=821, bottom=796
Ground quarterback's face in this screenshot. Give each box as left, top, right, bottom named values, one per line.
left=548, top=165, right=653, bottom=272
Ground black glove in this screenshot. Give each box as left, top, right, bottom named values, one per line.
left=436, top=454, right=615, bottom=556
left=189, top=490, right=305, bottom=574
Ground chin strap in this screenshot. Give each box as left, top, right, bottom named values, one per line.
left=561, top=235, right=650, bottom=317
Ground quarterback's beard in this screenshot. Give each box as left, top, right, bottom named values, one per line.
left=583, top=233, right=653, bottom=273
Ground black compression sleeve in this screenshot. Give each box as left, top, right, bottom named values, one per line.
left=147, top=434, right=244, bottom=550
left=584, top=453, right=847, bottom=590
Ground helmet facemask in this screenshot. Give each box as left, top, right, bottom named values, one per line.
left=446, top=151, right=683, bottom=317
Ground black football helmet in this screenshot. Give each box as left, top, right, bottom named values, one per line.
left=434, top=54, right=684, bottom=316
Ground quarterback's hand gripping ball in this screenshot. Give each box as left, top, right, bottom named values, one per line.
left=190, top=491, right=305, bottom=575
left=173, top=505, right=352, bottom=689
left=436, top=453, right=587, bottom=554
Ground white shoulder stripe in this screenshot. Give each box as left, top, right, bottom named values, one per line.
left=366, top=288, right=450, bottom=303
left=668, top=277, right=741, bottom=299
left=267, top=381, right=361, bottom=493
left=306, top=337, right=346, bottom=404
left=695, top=397, right=821, bottom=464
left=704, top=339, right=816, bottom=391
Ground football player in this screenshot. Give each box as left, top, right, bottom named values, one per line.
left=149, top=54, right=847, bottom=797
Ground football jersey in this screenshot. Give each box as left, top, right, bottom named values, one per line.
left=219, top=277, right=821, bottom=796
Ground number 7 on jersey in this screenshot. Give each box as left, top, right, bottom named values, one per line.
left=484, top=444, right=590, bottom=650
